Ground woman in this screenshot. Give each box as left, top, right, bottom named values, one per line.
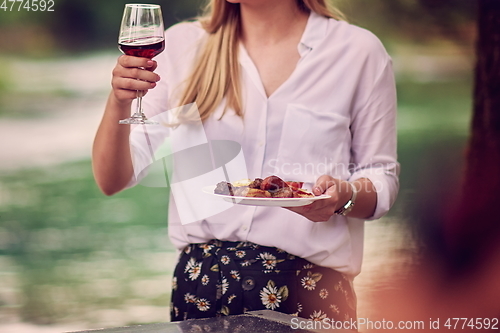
left=93, top=0, right=399, bottom=322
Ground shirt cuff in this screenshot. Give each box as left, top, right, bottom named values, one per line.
left=349, top=162, right=400, bottom=220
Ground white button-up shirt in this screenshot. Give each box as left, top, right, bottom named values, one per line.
left=129, top=11, right=399, bottom=276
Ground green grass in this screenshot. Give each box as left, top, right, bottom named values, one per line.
left=396, top=77, right=473, bottom=133
left=393, top=77, right=472, bottom=218
left=0, top=161, right=174, bottom=325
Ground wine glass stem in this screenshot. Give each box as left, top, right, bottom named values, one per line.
left=135, top=90, right=144, bottom=117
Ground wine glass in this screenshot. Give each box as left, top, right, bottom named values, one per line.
left=118, top=3, right=165, bottom=125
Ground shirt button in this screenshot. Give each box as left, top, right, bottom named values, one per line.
left=241, top=225, right=248, bottom=231
left=242, top=276, right=256, bottom=291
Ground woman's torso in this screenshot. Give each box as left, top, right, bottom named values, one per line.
left=131, top=11, right=397, bottom=276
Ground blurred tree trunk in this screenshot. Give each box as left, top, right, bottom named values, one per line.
left=447, top=0, right=500, bottom=270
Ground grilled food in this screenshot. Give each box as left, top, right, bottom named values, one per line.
left=214, top=175, right=313, bottom=198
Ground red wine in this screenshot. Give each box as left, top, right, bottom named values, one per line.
left=119, top=36, right=165, bottom=58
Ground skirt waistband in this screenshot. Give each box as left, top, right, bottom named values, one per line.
left=181, top=239, right=311, bottom=272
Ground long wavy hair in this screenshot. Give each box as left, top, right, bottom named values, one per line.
left=177, top=0, right=344, bottom=122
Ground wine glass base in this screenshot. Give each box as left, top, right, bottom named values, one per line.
left=119, top=118, right=159, bottom=125
left=118, top=112, right=159, bottom=125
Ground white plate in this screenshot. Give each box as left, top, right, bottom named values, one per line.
left=202, top=186, right=330, bottom=207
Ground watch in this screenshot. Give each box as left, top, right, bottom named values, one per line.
left=334, top=182, right=357, bottom=216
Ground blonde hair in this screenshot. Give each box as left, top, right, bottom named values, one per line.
left=177, top=0, right=344, bottom=122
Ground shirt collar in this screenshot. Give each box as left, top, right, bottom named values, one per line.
left=298, top=11, right=330, bottom=57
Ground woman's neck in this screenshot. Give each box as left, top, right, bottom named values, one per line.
left=238, top=0, right=309, bottom=46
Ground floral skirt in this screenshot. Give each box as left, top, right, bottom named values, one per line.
left=170, top=240, right=357, bottom=322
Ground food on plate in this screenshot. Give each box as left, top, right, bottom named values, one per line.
left=214, top=181, right=234, bottom=196
left=260, top=175, right=288, bottom=192
left=285, top=181, right=303, bottom=191
left=248, top=178, right=263, bottom=189
left=234, top=187, right=272, bottom=198
left=214, top=175, right=314, bottom=198
left=272, top=186, right=294, bottom=198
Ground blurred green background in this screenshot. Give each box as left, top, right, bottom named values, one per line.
left=0, top=0, right=476, bottom=331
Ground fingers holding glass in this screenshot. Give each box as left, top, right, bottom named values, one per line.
left=111, top=57, right=160, bottom=102
left=117, top=3, right=165, bottom=125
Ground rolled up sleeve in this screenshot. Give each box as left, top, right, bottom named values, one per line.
left=349, top=58, right=400, bottom=220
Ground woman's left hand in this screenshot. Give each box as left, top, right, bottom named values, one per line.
left=286, top=175, right=352, bottom=222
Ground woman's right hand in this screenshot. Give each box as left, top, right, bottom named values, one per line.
left=111, top=55, right=161, bottom=103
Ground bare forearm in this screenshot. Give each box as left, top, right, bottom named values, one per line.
left=316, top=177, right=377, bottom=219
left=92, top=93, right=134, bottom=195
left=345, top=178, right=377, bottom=219
left=92, top=56, right=160, bottom=195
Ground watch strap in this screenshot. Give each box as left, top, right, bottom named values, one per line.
left=334, top=182, right=357, bottom=216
